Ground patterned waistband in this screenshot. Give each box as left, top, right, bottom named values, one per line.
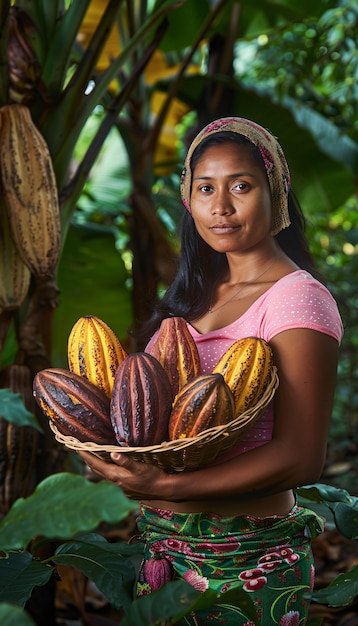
left=137, top=503, right=325, bottom=541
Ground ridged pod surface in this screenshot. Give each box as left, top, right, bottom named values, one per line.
left=68, top=315, right=127, bottom=398
left=0, top=364, right=39, bottom=516
left=143, top=557, right=173, bottom=591
left=168, top=373, right=235, bottom=440
left=0, top=103, right=61, bottom=278
left=212, top=337, right=273, bottom=417
left=146, top=316, right=201, bottom=397
left=33, top=367, right=116, bottom=445
left=0, top=197, right=31, bottom=310
left=110, top=352, right=173, bottom=446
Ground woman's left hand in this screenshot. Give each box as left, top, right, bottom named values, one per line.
left=77, top=450, right=171, bottom=501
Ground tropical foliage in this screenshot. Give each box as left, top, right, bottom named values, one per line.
left=0, top=0, right=357, bottom=623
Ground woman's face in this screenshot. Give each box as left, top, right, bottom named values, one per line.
left=189, top=142, right=273, bottom=254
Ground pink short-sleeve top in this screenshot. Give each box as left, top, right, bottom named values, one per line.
left=146, top=271, right=344, bottom=461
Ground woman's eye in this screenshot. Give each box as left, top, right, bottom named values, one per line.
left=200, top=185, right=212, bottom=193
left=233, top=182, right=249, bottom=192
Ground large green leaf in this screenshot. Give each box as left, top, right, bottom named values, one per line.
left=0, top=603, right=36, bottom=626
left=53, top=224, right=132, bottom=368
left=0, top=389, right=42, bottom=431
left=296, top=484, right=358, bottom=539
left=311, top=565, right=358, bottom=607
left=120, top=580, right=258, bottom=626
left=282, top=97, right=358, bottom=177
left=0, top=473, right=137, bottom=550
left=54, top=532, right=143, bottom=613
left=297, top=484, right=354, bottom=504
left=332, top=501, right=358, bottom=540
left=155, top=0, right=212, bottom=51
left=0, top=552, right=52, bottom=607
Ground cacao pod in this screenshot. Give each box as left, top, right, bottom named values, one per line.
left=7, top=7, right=40, bottom=106
left=0, top=103, right=61, bottom=278
left=146, top=316, right=201, bottom=397
left=0, top=364, right=38, bottom=517
left=68, top=315, right=127, bottom=398
left=212, top=337, right=273, bottom=417
left=0, top=196, right=31, bottom=310
left=168, top=373, right=235, bottom=440
left=110, top=352, right=173, bottom=446
left=143, top=557, right=173, bottom=591
left=33, top=367, right=116, bottom=445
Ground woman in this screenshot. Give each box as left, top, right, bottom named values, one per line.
left=78, top=117, right=343, bottom=624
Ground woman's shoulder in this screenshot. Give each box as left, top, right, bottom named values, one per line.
left=270, top=269, right=325, bottom=289
left=262, top=270, right=344, bottom=342
left=270, top=269, right=338, bottom=302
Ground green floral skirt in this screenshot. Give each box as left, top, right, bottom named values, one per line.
left=136, top=503, right=324, bottom=625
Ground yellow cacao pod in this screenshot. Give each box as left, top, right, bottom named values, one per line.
left=0, top=103, right=61, bottom=278
left=0, top=197, right=31, bottom=310
left=146, top=316, right=201, bottom=397
left=168, top=373, right=235, bottom=440
left=212, top=337, right=273, bottom=417
left=68, top=315, right=128, bottom=398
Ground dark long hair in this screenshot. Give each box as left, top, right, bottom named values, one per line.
left=136, top=133, right=320, bottom=343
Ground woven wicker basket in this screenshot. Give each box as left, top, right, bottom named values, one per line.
left=49, top=366, right=279, bottom=472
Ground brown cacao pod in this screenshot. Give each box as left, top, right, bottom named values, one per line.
left=146, top=316, right=201, bottom=397
left=110, top=352, right=173, bottom=446
left=0, top=198, right=31, bottom=311
left=0, top=364, right=39, bottom=517
left=0, top=103, right=61, bottom=278
left=33, top=367, right=116, bottom=445
left=168, top=373, right=235, bottom=440
left=143, top=557, right=173, bottom=591
left=212, top=337, right=273, bottom=417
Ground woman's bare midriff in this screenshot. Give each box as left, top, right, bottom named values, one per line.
left=142, top=489, right=296, bottom=518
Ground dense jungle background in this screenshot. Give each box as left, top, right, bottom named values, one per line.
left=0, top=0, right=357, bottom=625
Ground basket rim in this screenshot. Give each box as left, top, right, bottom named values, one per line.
left=49, top=366, right=279, bottom=455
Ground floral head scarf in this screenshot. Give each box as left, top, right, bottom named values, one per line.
left=180, top=117, right=291, bottom=235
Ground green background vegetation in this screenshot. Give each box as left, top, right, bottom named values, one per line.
left=0, top=0, right=357, bottom=623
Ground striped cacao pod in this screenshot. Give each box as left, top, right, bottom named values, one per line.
left=146, top=316, right=201, bottom=397
left=212, top=337, right=273, bottom=417
left=0, top=364, right=38, bottom=517
left=110, top=352, right=173, bottom=446
left=168, top=373, right=235, bottom=440
left=33, top=367, right=116, bottom=445
left=143, top=557, right=173, bottom=591
left=0, top=103, right=61, bottom=278
left=0, top=197, right=31, bottom=310
left=68, top=315, right=127, bottom=398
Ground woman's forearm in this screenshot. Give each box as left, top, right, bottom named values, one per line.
left=160, top=438, right=322, bottom=503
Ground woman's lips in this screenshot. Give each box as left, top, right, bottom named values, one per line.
left=210, top=223, right=240, bottom=234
